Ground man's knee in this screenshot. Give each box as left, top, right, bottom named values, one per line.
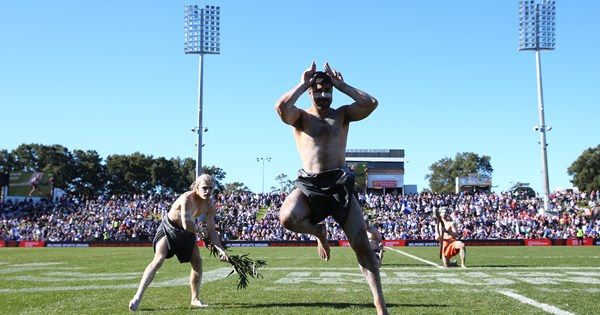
left=279, top=211, right=296, bottom=230
left=350, top=234, right=374, bottom=259
left=149, top=258, right=164, bottom=271
left=356, top=248, right=378, bottom=267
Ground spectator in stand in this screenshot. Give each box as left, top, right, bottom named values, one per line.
left=1, top=190, right=599, bottom=245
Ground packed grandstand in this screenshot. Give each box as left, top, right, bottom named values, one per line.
left=1, top=190, right=598, bottom=243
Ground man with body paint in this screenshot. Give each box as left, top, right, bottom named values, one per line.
left=435, top=207, right=467, bottom=268
left=128, top=174, right=229, bottom=311
left=274, top=62, right=388, bottom=315
left=366, top=220, right=384, bottom=268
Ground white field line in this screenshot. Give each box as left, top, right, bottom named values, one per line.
left=385, top=246, right=444, bottom=268
left=0, top=267, right=232, bottom=293
left=498, top=290, right=576, bottom=315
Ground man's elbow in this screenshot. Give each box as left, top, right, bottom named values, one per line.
left=369, top=98, right=379, bottom=110
left=359, top=98, right=378, bottom=111
left=274, top=103, right=289, bottom=121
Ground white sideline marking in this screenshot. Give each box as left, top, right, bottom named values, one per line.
left=385, top=247, right=444, bottom=268
left=0, top=266, right=82, bottom=274
left=498, top=290, right=575, bottom=315
left=0, top=268, right=232, bottom=293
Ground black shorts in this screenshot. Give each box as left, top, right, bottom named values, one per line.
left=295, top=168, right=357, bottom=228
left=153, top=217, right=197, bottom=263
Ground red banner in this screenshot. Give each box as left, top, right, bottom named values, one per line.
left=565, top=238, right=591, bottom=246
left=372, top=180, right=397, bottom=188
left=0, top=241, right=5, bottom=247
left=19, top=241, right=45, bottom=247
left=525, top=239, right=551, bottom=246
left=383, top=240, right=406, bottom=247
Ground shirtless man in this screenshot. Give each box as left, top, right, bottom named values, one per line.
left=366, top=221, right=384, bottom=267
left=129, top=174, right=229, bottom=311
left=275, top=62, right=388, bottom=315
left=28, top=173, right=45, bottom=196
left=435, top=207, right=466, bottom=268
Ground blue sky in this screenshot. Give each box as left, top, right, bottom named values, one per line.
left=1, top=1, right=598, bottom=194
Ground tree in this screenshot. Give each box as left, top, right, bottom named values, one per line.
left=5, top=144, right=80, bottom=194
left=275, top=173, right=295, bottom=193
left=0, top=149, right=15, bottom=188
left=105, top=152, right=154, bottom=194
left=201, top=165, right=227, bottom=193
left=567, top=144, right=600, bottom=192
left=169, top=157, right=196, bottom=193
left=425, top=152, right=493, bottom=193
left=223, top=182, right=251, bottom=194
left=149, top=157, right=177, bottom=194
left=70, top=149, right=106, bottom=195
left=1, top=143, right=240, bottom=195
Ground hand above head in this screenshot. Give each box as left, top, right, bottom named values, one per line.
left=301, top=61, right=317, bottom=89
left=324, top=62, right=344, bottom=88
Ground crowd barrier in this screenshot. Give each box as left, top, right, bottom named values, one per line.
left=1, top=238, right=598, bottom=248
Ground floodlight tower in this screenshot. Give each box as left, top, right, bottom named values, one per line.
left=185, top=4, right=220, bottom=178
left=257, top=157, right=271, bottom=194
left=518, top=0, right=555, bottom=214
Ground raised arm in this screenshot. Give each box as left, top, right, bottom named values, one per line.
left=324, top=62, right=378, bottom=121
left=274, top=62, right=316, bottom=125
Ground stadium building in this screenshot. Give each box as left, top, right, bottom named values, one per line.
left=345, top=149, right=413, bottom=195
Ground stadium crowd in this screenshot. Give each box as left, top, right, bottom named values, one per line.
left=1, top=189, right=599, bottom=243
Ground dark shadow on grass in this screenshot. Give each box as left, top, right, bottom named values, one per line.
left=134, top=302, right=449, bottom=312
left=213, top=301, right=448, bottom=309
left=135, top=305, right=218, bottom=312
left=474, top=265, right=530, bottom=268
left=381, top=263, right=432, bottom=267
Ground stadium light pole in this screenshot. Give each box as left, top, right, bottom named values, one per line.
left=185, top=4, right=220, bottom=178
left=518, top=0, right=555, bottom=215
left=257, top=157, right=271, bottom=194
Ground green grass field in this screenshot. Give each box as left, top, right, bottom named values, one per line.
left=1, top=245, right=599, bottom=315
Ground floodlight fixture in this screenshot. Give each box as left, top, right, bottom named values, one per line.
left=184, top=5, right=220, bottom=54
left=518, top=0, right=556, bottom=215
left=184, top=4, right=221, bottom=178
left=518, top=0, right=556, bottom=51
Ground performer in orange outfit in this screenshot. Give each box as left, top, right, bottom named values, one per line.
left=435, top=207, right=466, bottom=268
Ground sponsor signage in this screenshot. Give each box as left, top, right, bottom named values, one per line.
left=47, top=243, right=90, bottom=247
left=372, top=180, right=397, bottom=188
left=525, top=239, right=551, bottom=246
left=407, top=240, right=439, bottom=247
left=458, top=173, right=491, bottom=186
left=19, top=241, right=44, bottom=247
left=383, top=240, right=405, bottom=247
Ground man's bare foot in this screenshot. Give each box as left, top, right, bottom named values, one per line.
left=128, top=298, right=140, bottom=312
left=315, top=223, right=330, bottom=261
left=191, top=299, right=208, bottom=308
left=461, top=265, right=467, bottom=269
